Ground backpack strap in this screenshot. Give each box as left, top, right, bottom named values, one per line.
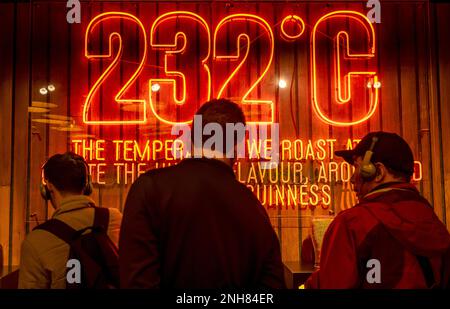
left=34, top=207, right=110, bottom=243
left=34, top=219, right=77, bottom=244
left=93, top=207, right=110, bottom=231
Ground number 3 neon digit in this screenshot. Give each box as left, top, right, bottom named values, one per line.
left=149, top=11, right=211, bottom=125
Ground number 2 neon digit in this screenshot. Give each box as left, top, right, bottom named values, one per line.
left=83, top=12, right=147, bottom=125
left=213, top=14, right=275, bottom=124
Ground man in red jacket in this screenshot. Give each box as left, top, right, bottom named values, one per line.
left=306, top=131, right=450, bottom=288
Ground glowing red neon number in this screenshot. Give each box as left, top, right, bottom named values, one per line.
left=84, top=12, right=148, bottom=125
left=311, top=11, right=379, bottom=126
left=82, top=10, right=379, bottom=127
left=213, top=14, right=275, bottom=124
left=149, top=12, right=211, bottom=125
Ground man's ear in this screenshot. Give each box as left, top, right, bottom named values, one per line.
left=46, top=181, right=55, bottom=194
left=374, top=162, right=386, bottom=182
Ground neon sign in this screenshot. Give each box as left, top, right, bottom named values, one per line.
left=72, top=137, right=423, bottom=210
left=82, top=10, right=380, bottom=127
left=84, top=12, right=148, bottom=125
left=149, top=11, right=211, bottom=125
left=213, top=14, right=275, bottom=124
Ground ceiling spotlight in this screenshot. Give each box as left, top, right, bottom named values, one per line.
left=151, top=83, right=161, bottom=92
left=47, top=84, right=55, bottom=92
left=374, top=81, right=381, bottom=89
left=278, top=79, right=287, bottom=89
left=366, top=82, right=372, bottom=89
left=39, top=87, right=48, bottom=95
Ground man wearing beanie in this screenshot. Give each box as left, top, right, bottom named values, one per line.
left=305, top=132, right=450, bottom=288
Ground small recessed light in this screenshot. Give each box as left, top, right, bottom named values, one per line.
left=39, top=87, right=48, bottom=95
left=278, top=79, right=287, bottom=89
left=47, top=84, right=55, bottom=92
left=151, top=83, right=161, bottom=92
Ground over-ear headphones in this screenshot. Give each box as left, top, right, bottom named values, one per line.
left=40, top=169, right=52, bottom=201
left=359, top=136, right=379, bottom=179
left=40, top=154, right=93, bottom=201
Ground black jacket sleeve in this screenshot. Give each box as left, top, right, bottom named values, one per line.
left=260, top=226, right=286, bottom=288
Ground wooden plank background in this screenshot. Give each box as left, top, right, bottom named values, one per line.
left=1, top=0, right=449, bottom=268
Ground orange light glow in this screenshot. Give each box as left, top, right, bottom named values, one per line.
left=280, top=15, right=305, bottom=41
left=413, top=160, right=423, bottom=182
left=149, top=11, right=211, bottom=125
left=83, top=12, right=148, bottom=125
left=334, top=30, right=376, bottom=104
left=311, top=10, right=379, bottom=126
left=213, top=14, right=275, bottom=124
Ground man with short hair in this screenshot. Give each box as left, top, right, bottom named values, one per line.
left=119, top=99, right=285, bottom=288
left=19, top=152, right=122, bottom=288
left=306, top=131, right=450, bottom=288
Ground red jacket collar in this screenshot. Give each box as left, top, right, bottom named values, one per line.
left=362, top=182, right=418, bottom=201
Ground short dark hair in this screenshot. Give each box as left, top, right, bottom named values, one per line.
left=385, top=166, right=411, bottom=183
left=43, top=152, right=88, bottom=194
left=191, top=99, right=246, bottom=153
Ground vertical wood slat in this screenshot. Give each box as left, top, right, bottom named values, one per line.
left=97, top=1, right=122, bottom=211
left=428, top=3, right=446, bottom=225
left=435, top=4, right=450, bottom=227
left=275, top=3, right=300, bottom=262
left=29, top=2, right=50, bottom=230
left=379, top=3, right=401, bottom=135
left=398, top=5, right=418, bottom=158
left=415, top=2, right=432, bottom=201
left=295, top=2, right=311, bottom=259
left=11, top=3, right=31, bottom=266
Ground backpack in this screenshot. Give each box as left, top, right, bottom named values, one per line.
left=34, top=207, right=119, bottom=289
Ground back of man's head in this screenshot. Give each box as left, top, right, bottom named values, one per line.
left=191, top=99, right=246, bottom=156
left=43, top=152, right=88, bottom=194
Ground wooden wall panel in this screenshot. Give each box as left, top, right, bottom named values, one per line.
left=435, top=4, right=450, bottom=227
left=0, top=187, right=10, bottom=267
left=274, top=3, right=300, bottom=262
left=10, top=3, right=31, bottom=266
left=29, top=2, right=51, bottom=230
left=428, top=3, right=446, bottom=225
left=0, top=1, right=449, bottom=269
left=0, top=3, right=13, bottom=186
left=0, top=3, right=14, bottom=267
left=415, top=2, right=433, bottom=203
left=379, top=3, right=401, bottom=135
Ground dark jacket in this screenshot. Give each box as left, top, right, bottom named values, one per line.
left=306, top=182, right=450, bottom=289
left=119, top=158, right=285, bottom=288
